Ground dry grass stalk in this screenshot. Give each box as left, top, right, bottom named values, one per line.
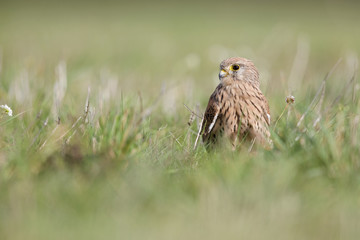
left=0, top=110, right=28, bottom=127
left=52, top=61, right=67, bottom=121
left=55, top=116, right=82, bottom=143
left=29, top=116, right=48, bottom=149
left=84, top=87, right=91, bottom=123
left=195, top=103, right=200, bottom=127
left=9, top=70, right=31, bottom=105
left=183, top=103, right=203, bottom=120
left=138, top=91, right=144, bottom=113
left=324, top=72, right=355, bottom=115
left=182, top=104, right=204, bottom=150
left=137, top=86, right=167, bottom=124
left=296, top=59, right=342, bottom=128
left=312, top=81, right=326, bottom=128
left=40, top=62, right=71, bottom=150
left=288, top=37, right=310, bottom=93
left=274, top=102, right=289, bottom=131
left=194, top=119, right=204, bottom=150
left=248, top=137, right=256, bottom=152
left=39, top=118, right=60, bottom=150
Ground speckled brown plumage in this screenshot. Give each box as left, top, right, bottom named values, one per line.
left=195, top=57, right=271, bottom=149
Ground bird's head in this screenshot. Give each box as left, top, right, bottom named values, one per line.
left=218, top=57, right=259, bottom=86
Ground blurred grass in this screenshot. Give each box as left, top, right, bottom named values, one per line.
left=1, top=1, right=360, bottom=239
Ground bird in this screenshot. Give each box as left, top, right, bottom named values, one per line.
left=194, top=57, right=271, bottom=150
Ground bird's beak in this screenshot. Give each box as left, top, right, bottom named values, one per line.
left=219, top=69, right=228, bottom=79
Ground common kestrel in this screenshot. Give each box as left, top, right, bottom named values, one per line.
left=195, top=57, right=271, bottom=149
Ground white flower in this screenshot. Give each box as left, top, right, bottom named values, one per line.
left=0, top=104, right=13, bottom=116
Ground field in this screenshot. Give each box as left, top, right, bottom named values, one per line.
left=1, top=1, right=360, bottom=239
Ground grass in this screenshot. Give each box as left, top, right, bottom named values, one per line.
left=1, top=1, right=360, bottom=239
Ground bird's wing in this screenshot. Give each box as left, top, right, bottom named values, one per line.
left=202, top=96, right=220, bottom=136
left=194, top=93, right=220, bottom=149
left=259, top=97, right=272, bottom=147
left=246, top=89, right=272, bottom=146
left=243, top=83, right=271, bottom=127
left=262, top=97, right=271, bottom=126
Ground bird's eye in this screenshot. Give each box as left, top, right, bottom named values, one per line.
left=231, top=64, right=240, bottom=71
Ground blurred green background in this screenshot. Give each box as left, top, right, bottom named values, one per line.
left=1, top=0, right=360, bottom=116
left=1, top=0, right=360, bottom=239
left=1, top=0, right=359, bottom=95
